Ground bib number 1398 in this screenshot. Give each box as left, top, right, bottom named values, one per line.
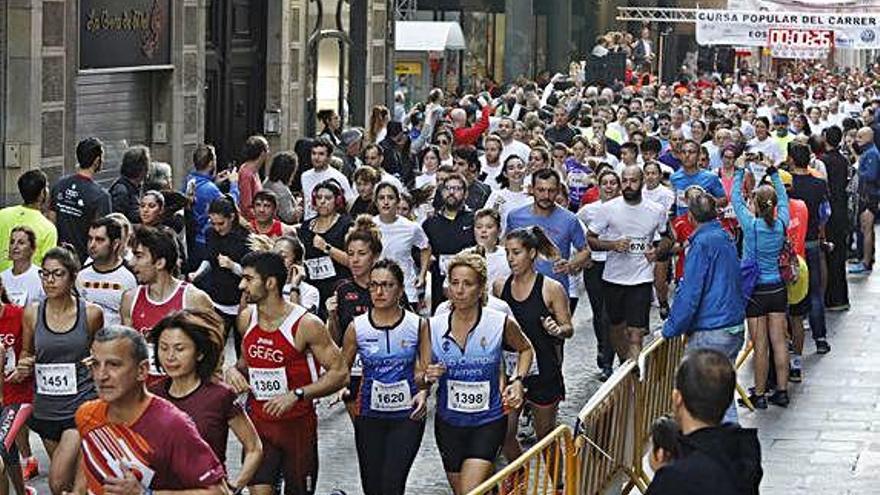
left=447, top=380, right=490, bottom=413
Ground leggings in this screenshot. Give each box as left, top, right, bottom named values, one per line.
left=354, top=416, right=425, bottom=495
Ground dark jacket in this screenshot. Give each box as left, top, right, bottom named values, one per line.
left=109, top=176, right=142, bottom=224
left=646, top=425, right=762, bottom=495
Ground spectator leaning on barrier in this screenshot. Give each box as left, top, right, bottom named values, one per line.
left=646, top=349, right=762, bottom=495
left=663, top=192, right=745, bottom=424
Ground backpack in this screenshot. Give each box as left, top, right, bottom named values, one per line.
left=778, top=235, right=800, bottom=284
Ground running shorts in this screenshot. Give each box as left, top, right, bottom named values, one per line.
left=603, top=281, right=653, bottom=329
left=434, top=416, right=506, bottom=473
left=747, top=282, right=787, bottom=317
left=251, top=414, right=318, bottom=495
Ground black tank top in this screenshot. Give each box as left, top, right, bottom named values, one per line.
left=501, top=274, right=563, bottom=378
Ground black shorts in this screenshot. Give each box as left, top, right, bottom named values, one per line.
left=746, top=282, right=787, bottom=317
left=434, top=416, right=506, bottom=473
left=28, top=416, right=76, bottom=443
left=859, top=193, right=879, bottom=216
left=603, top=281, right=653, bottom=329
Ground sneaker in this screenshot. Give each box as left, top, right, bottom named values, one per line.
left=599, top=367, right=614, bottom=382
left=21, top=457, right=38, bottom=482
left=848, top=262, right=872, bottom=274
left=768, top=390, right=790, bottom=407
left=658, top=302, right=670, bottom=320
left=24, top=487, right=36, bottom=495
left=738, top=393, right=767, bottom=410
left=816, top=339, right=831, bottom=355
left=789, top=367, right=802, bottom=383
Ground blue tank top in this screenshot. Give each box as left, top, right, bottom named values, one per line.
left=430, top=307, right=506, bottom=427
left=356, top=310, right=421, bottom=419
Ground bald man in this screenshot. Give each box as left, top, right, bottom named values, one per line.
left=851, top=127, right=880, bottom=274
left=451, top=102, right=492, bottom=147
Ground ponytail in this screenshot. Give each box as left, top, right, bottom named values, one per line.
left=753, top=185, right=778, bottom=228
left=505, top=226, right=561, bottom=261
left=345, top=214, right=383, bottom=255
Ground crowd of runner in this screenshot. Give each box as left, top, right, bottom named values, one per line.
left=0, top=57, right=874, bottom=495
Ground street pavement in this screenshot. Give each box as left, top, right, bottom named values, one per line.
left=22, top=270, right=880, bottom=494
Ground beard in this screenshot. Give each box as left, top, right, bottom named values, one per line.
left=444, top=196, right=464, bottom=210
left=623, top=188, right=642, bottom=202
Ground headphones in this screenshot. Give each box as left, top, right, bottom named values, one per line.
left=311, top=179, right=346, bottom=212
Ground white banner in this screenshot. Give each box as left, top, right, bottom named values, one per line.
left=696, top=9, right=880, bottom=48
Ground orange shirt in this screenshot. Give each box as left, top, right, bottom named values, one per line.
left=786, top=198, right=808, bottom=257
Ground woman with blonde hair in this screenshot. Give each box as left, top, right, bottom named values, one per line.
left=427, top=252, right=534, bottom=495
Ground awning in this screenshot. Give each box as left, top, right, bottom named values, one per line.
left=394, top=21, right=466, bottom=52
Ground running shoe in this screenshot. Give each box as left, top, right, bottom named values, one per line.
left=21, top=457, right=38, bottom=482
left=815, top=339, right=831, bottom=355
left=848, top=262, right=872, bottom=274
left=789, top=367, right=802, bottom=383
left=738, top=392, right=767, bottom=410
left=658, top=301, right=670, bottom=320
left=25, top=487, right=36, bottom=495
left=768, top=390, right=790, bottom=407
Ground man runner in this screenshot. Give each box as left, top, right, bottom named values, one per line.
left=76, top=218, right=137, bottom=326
left=74, top=326, right=227, bottom=495
left=225, top=251, right=347, bottom=495
left=120, top=226, right=215, bottom=376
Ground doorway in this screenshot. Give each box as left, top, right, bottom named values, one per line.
left=205, top=0, right=267, bottom=168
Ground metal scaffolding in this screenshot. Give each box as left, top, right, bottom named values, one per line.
left=615, top=6, right=699, bottom=24
left=394, top=0, right=418, bottom=20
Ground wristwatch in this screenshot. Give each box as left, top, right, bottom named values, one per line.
left=294, top=387, right=306, bottom=399
left=323, top=244, right=332, bottom=254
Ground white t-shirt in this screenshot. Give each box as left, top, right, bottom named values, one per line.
left=642, top=184, right=675, bottom=213
left=486, top=247, right=510, bottom=286
left=415, top=173, right=437, bottom=189
left=747, top=137, right=783, bottom=166
left=0, top=265, right=44, bottom=307
left=588, top=196, right=667, bottom=285
left=577, top=201, right=608, bottom=262
left=479, top=157, right=505, bottom=190
left=284, top=281, right=320, bottom=313
left=375, top=215, right=430, bottom=301
left=301, top=166, right=354, bottom=220
left=500, top=140, right=531, bottom=164
left=76, top=262, right=138, bottom=326
left=485, top=189, right=532, bottom=234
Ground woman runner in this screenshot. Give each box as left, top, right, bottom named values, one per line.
left=427, top=252, right=534, bottom=495
left=341, top=259, right=430, bottom=495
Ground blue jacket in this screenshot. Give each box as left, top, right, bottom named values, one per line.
left=732, top=169, right=788, bottom=285
left=184, top=171, right=240, bottom=246
left=859, top=143, right=880, bottom=198
left=663, top=220, right=745, bottom=338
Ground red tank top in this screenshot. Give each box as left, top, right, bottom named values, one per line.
left=0, top=304, right=33, bottom=405
left=243, top=304, right=316, bottom=422
left=250, top=218, right=283, bottom=238
left=131, top=282, right=188, bottom=338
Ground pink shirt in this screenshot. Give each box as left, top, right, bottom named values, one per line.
left=238, top=165, right=263, bottom=221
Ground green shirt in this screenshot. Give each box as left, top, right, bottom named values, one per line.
left=0, top=205, right=57, bottom=272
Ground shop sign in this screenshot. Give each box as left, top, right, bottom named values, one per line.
left=395, top=62, right=423, bottom=75
left=80, top=0, right=172, bottom=71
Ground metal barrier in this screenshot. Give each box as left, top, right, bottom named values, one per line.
left=468, top=424, right=577, bottom=495
left=572, top=361, right=643, bottom=495
left=632, top=336, right=687, bottom=487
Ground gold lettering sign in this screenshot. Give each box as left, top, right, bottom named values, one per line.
left=86, top=9, right=150, bottom=33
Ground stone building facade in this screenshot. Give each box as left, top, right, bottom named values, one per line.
left=0, top=0, right=391, bottom=203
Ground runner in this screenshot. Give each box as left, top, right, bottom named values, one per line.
left=578, top=169, right=621, bottom=380
left=76, top=217, right=137, bottom=326
left=587, top=165, right=669, bottom=362
left=120, top=226, right=215, bottom=379
left=340, top=259, right=430, bottom=495
left=75, top=326, right=227, bottom=495
left=495, top=226, right=572, bottom=447
left=225, top=251, right=347, bottom=495
left=669, top=140, right=728, bottom=217
left=300, top=139, right=353, bottom=221
left=326, top=217, right=383, bottom=419
left=427, top=252, right=534, bottom=495
left=250, top=190, right=296, bottom=238
left=150, top=310, right=262, bottom=490
left=0, top=227, right=44, bottom=308
left=272, top=236, right=320, bottom=313
left=484, top=155, right=532, bottom=233
left=17, top=246, right=103, bottom=494
left=298, top=180, right=354, bottom=317
left=0, top=276, right=35, bottom=494
left=642, top=161, right=676, bottom=318
left=373, top=182, right=431, bottom=311
left=474, top=209, right=510, bottom=286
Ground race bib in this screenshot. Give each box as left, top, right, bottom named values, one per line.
left=627, top=237, right=649, bottom=255
left=350, top=353, right=363, bottom=377
left=35, top=363, right=77, bottom=396
left=751, top=163, right=767, bottom=183
left=722, top=204, right=736, bottom=219
left=305, top=256, right=337, bottom=280
left=447, top=379, right=490, bottom=413
left=3, top=347, right=15, bottom=374
left=370, top=379, right=412, bottom=412
left=439, top=254, right=455, bottom=276
left=249, top=367, right=289, bottom=401
left=675, top=189, right=687, bottom=208
left=502, top=350, right=539, bottom=377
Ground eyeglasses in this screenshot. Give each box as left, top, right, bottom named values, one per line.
left=436, top=140, right=450, bottom=145
left=369, top=281, right=397, bottom=291
left=444, top=185, right=465, bottom=192
left=39, top=269, right=68, bottom=280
